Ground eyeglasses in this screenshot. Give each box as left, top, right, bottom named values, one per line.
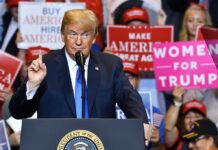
left=66, top=31, right=91, bottom=40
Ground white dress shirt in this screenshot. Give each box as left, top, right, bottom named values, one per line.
left=65, top=50, right=89, bottom=96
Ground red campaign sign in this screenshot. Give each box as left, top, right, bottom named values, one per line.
left=0, top=51, right=23, bottom=90
left=107, top=25, right=173, bottom=72
left=196, top=26, right=218, bottom=41
left=196, top=26, right=218, bottom=70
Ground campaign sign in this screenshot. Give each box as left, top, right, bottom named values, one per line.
left=0, top=51, right=22, bottom=90
left=139, top=91, right=153, bottom=125
left=116, top=91, right=153, bottom=125
left=143, top=0, right=161, bottom=12
left=107, top=25, right=173, bottom=72
left=196, top=26, right=218, bottom=70
left=196, top=26, right=218, bottom=41
left=153, top=41, right=218, bottom=91
left=18, top=2, right=85, bottom=50
left=0, top=120, right=11, bottom=150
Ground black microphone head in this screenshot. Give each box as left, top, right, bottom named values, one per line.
left=75, top=51, right=85, bottom=67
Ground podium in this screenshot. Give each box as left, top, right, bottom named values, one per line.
left=20, top=119, right=145, bottom=150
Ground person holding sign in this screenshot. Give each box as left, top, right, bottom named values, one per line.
left=122, top=61, right=166, bottom=150
left=178, top=3, right=218, bottom=127
left=0, top=87, right=21, bottom=150
left=182, top=118, right=218, bottom=150
left=178, top=4, right=212, bottom=102
left=165, top=86, right=207, bottom=150
left=179, top=3, right=212, bottom=41
left=9, top=8, right=150, bottom=145
left=0, top=88, right=13, bottom=118
left=0, top=0, right=19, bottom=56
left=113, top=0, right=167, bottom=26
left=105, top=0, right=168, bottom=79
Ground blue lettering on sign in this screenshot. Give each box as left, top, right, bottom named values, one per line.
left=41, top=26, right=61, bottom=34
left=42, top=7, right=60, bottom=15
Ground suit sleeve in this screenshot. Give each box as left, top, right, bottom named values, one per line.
left=9, top=80, right=47, bottom=119
left=114, top=58, right=148, bottom=123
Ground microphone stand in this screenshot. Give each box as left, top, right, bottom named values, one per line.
left=75, top=51, right=86, bottom=118
left=81, top=64, right=86, bottom=118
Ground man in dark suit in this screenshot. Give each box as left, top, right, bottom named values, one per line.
left=9, top=9, right=148, bottom=123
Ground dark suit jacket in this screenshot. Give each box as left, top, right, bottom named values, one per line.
left=9, top=49, right=148, bottom=122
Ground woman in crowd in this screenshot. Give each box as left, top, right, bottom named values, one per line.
left=178, top=3, right=218, bottom=127
left=179, top=3, right=212, bottom=41
left=165, top=86, right=207, bottom=150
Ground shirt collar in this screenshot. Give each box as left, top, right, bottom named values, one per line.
left=65, top=49, right=90, bottom=68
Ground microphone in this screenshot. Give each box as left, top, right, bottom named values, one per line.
left=75, top=51, right=86, bottom=70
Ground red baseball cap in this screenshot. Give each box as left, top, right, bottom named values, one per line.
left=7, top=0, right=31, bottom=8
left=7, top=0, right=19, bottom=8
left=122, top=6, right=149, bottom=24
left=26, top=46, right=50, bottom=65
left=182, top=99, right=207, bottom=116
left=123, top=61, right=139, bottom=76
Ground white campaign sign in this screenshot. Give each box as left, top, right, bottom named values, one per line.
left=18, top=2, right=85, bottom=50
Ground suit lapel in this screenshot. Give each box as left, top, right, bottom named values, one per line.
left=88, top=51, right=101, bottom=116
left=56, top=49, right=76, bottom=116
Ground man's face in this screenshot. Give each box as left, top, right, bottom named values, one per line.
left=189, top=136, right=213, bottom=150
left=10, top=6, right=18, bottom=22
left=61, top=24, right=96, bottom=58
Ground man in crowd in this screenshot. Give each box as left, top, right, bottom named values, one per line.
left=165, top=86, right=207, bottom=149
left=183, top=118, right=218, bottom=150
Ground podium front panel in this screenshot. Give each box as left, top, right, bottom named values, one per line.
left=20, top=119, right=145, bottom=150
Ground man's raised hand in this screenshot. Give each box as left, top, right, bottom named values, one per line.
left=27, top=55, right=47, bottom=90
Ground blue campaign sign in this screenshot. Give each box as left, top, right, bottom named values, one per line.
left=116, top=103, right=126, bottom=119
left=138, top=91, right=153, bottom=124
left=116, top=91, right=153, bottom=124
left=0, top=120, right=10, bottom=150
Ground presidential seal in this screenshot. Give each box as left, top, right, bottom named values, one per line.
left=57, top=130, right=104, bottom=150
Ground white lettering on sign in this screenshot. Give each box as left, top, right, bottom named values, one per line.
left=153, top=44, right=206, bottom=58
left=129, top=32, right=151, bottom=40
left=173, top=61, right=197, bottom=70
left=0, top=68, right=12, bottom=84
left=110, top=41, right=160, bottom=53
left=208, top=43, right=218, bottom=54
left=158, top=73, right=217, bottom=87
left=115, top=53, right=140, bottom=61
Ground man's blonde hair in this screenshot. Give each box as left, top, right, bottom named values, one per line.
left=61, top=9, right=98, bottom=36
